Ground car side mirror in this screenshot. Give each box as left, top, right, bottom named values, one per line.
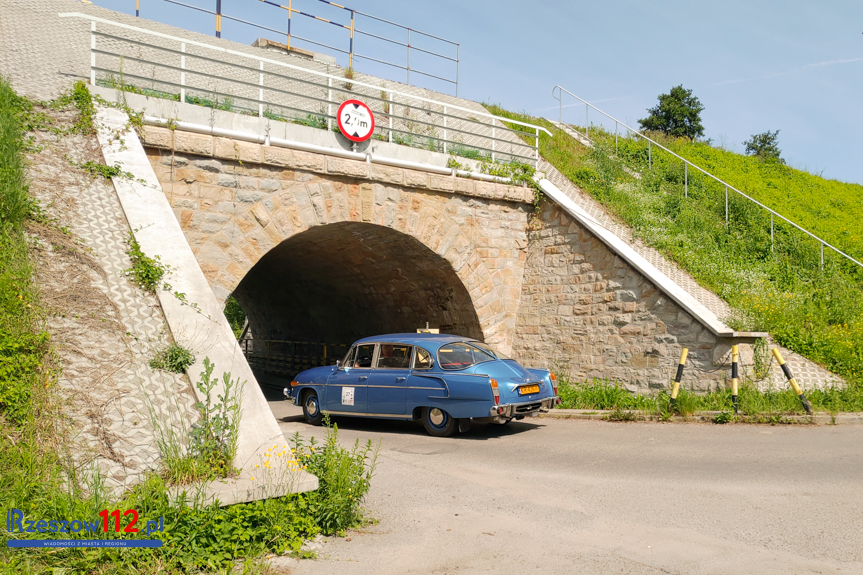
left=336, top=360, right=342, bottom=368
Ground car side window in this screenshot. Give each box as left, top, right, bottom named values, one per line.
left=413, top=347, right=433, bottom=369
left=375, top=344, right=412, bottom=369
left=353, top=344, right=376, bottom=368
left=342, top=346, right=356, bottom=367
left=438, top=342, right=494, bottom=370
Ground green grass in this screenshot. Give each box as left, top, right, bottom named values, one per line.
left=558, top=377, right=863, bottom=417
left=485, top=104, right=863, bottom=389
left=0, top=77, right=47, bottom=425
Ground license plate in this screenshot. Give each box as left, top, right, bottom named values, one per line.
left=518, top=384, right=540, bottom=395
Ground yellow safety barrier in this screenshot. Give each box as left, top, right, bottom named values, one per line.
left=669, top=348, right=688, bottom=411
left=731, top=345, right=739, bottom=414
left=771, top=348, right=813, bottom=414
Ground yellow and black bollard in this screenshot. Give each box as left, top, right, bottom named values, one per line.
left=771, top=348, right=813, bottom=414
left=669, top=348, right=688, bottom=412
left=731, top=345, right=739, bottom=414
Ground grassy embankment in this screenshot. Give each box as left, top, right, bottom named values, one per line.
left=0, top=77, right=377, bottom=574
left=484, top=104, right=863, bottom=413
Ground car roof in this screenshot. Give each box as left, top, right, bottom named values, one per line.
left=353, top=333, right=478, bottom=349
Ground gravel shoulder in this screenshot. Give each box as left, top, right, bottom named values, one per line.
left=269, top=401, right=863, bottom=575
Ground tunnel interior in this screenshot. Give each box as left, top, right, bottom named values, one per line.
left=232, top=222, right=484, bottom=361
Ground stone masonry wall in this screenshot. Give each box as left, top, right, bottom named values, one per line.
left=140, top=126, right=532, bottom=353
left=512, top=203, right=727, bottom=392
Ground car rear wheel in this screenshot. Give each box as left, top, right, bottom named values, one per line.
left=302, top=391, right=324, bottom=426
left=421, top=407, right=457, bottom=437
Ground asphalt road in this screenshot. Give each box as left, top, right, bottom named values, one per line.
left=269, top=401, right=863, bottom=574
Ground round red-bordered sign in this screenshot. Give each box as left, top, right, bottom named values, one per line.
left=337, top=99, right=375, bottom=142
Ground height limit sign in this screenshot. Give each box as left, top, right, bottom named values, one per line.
left=337, top=99, right=375, bottom=143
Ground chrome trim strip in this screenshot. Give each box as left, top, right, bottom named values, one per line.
left=322, top=410, right=413, bottom=419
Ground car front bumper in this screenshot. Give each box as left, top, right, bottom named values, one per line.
left=487, top=396, right=559, bottom=420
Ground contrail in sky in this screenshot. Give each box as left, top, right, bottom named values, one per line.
left=710, top=57, right=863, bottom=87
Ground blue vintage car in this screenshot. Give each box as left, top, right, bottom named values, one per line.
left=286, top=334, right=560, bottom=436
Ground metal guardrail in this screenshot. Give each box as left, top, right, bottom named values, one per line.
left=64, top=13, right=548, bottom=167
left=552, top=85, right=863, bottom=271
left=241, top=338, right=349, bottom=378
left=129, top=0, right=460, bottom=95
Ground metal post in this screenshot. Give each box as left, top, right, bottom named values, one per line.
left=388, top=92, right=393, bottom=143
left=585, top=103, right=588, bottom=137
left=180, top=42, right=186, bottom=103
left=648, top=141, right=652, bottom=169
left=215, top=0, right=222, bottom=38
left=770, top=213, right=774, bottom=251
left=90, top=22, right=96, bottom=86
left=615, top=122, right=618, bottom=153
left=684, top=163, right=688, bottom=198
left=136, top=0, right=140, bottom=17
left=725, top=185, right=729, bottom=225
left=349, top=10, right=355, bottom=70
left=327, top=77, right=332, bottom=131
left=258, top=61, right=264, bottom=118
left=535, top=127, right=539, bottom=170
left=455, top=44, right=459, bottom=97
left=492, top=126, right=495, bottom=163
left=443, top=106, right=447, bottom=155
left=287, top=0, right=292, bottom=49
left=821, top=242, right=824, bottom=270
left=407, top=29, right=411, bottom=86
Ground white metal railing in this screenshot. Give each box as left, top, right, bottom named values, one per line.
left=61, top=12, right=550, bottom=168
left=552, top=85, right=863, bottom=271
left=131, top=0, right=462, bottom=95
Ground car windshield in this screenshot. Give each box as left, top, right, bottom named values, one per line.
left=470, top=341, right=510, bottom=360
left=437, top=342, right=495, bottom=370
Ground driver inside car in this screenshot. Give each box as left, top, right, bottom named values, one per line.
left=378, top=344, right=409, bottom=368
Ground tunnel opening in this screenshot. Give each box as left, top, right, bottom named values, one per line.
left=232, top=222, right=484, bottom=383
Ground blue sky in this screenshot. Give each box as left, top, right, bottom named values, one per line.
left=96, top=0, right=863, bottom=184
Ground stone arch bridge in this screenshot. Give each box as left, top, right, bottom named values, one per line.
left=141, top=124, right=749, bottom=392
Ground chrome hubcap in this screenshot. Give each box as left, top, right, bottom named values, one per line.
left=429, top=408, right=445, bottom=426
left=307, top=397, right=318, bottom=416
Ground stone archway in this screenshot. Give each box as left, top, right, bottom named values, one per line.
left=169, top=165, right=527, bottom=351
left=233, top=221, right=484, bottom=345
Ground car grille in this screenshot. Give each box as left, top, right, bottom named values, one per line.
left=515, top=402, right=542, bottom=413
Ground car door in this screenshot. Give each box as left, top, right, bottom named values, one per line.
left=367, top=343, right=411, bottom=415
left=325, top=344, right=372, bottom=413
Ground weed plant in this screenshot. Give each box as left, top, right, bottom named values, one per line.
left=149, top=342, right=195, bottom=374
left=485, top=104, right=863, bottom=388
left=124, top=232, right=166, bottom=293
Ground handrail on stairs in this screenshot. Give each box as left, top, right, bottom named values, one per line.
left=551, top=85, right=863, bottom=272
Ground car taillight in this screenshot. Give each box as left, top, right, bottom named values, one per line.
left=290, top=380, right=299, bottom=387
left=550, top=372, right=558, bottom=396
left=490, top=378, right=500, bottom=405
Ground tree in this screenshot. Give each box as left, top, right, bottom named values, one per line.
left=744, top=130, right=784, bottom=163
left=639, top=85, right=705, bottom=140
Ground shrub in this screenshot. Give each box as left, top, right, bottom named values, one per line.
left=744, top=130, right=783, bottom=163
left=149, top=342, right=195, bottom=373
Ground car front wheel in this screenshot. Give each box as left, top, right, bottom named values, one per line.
left=421, top=407, right=457, bottom=437
left=302, top=391, right=324, bottom=426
